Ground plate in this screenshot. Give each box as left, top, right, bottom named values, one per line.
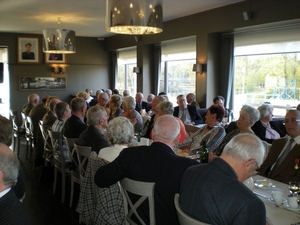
left=254, top=179, right=275, bottom=189
left=283, top=202, right=300, bottom=212
left=268, top=197, right=287, bottom=204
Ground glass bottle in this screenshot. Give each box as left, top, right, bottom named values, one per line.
left=199, top=140, right=208, bottom=163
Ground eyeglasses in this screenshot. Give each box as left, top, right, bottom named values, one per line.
left=283, top=119, right=300, bottom=125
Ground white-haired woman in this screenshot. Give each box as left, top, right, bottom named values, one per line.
left=122, top=96, right=143, bottom=133
left=99, top=117, right=134, bottom=162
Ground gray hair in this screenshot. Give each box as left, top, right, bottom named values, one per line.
left=286, top=109, right=300, bottom=117
left=123, top=89, right=130, bottom=97
left=258, top=103, right=273, bottom=119
left=55, top=102, right=69, bottom=119
left=70, top=97, right=86, bottom=112
left=155, top=95, right=167, bottom=104
left=76, top=91, right=89, bottom=100
left=240, top=104, right=260, bottom=124
left=223, top=133, right=265, bottom=167
left=106, top=117, right=134, bottom=145
left=156, top=101, right=174, bottom=115
left=98, top=92, right=109, bottom=101
left=110, top=94, right=122, bottom=108
left=154, top=115, right=180, bottom=142
left=0, top=115, right=12, bottom=146
left=123, top=96, right=136, bottom=109
left=87, top=105, right=107, bottom=126
left=0, top=143, right=19, bottom=187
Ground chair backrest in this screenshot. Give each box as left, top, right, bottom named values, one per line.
left=74, top=143, right=91, bottom=184
left=9, top=110, right=18, bottom=132
left=39, top=121, right=52, bottom=149
left=120, top=177, right=155, bottom=225
left=174, top=194, right=210, bottom=225
left=64, top=136, right=79, bottom=167
left=48, top=130, right=66, bottom=168
left=21, top=112, right=26, bottom=129
left=25, top=116, right=33, bottom=136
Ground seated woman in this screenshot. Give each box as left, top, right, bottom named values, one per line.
left=213, top=95, right=234, bottom=123
left=152, top=101, right=188, bottom=142
left=210, top=104, right=260, bottom=161
left=175, top=104, right=226, bottom=153
left=122, top=96, right=143, bottom=133
left=252, top=103, right=286, bottom=144
left=108, top=94, right=123, bottom=122
left=99, top=117, right=134, bottom=162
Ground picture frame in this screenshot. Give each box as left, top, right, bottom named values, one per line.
left=45, top=53, right=66, bottom=63
left=19, top=76, right=67, bottom=91
left=17, top=37, right=40, bottom=63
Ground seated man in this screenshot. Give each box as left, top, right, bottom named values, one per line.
left=22, top=93, right=40, bottom=116
left=135, top=92, right=151, bottom=114
left=76, top=106, right=109, bottom=154
left=173, top=94, right=203, bottom=125
left=259, top=109, right=300, bottom=183
left=180, top=133, right=267, bottom=225
left=0, top=143, right=30, bottom=224
left=213, top=95, right=235, bottom=122
left=95, top=115, right=199, bottom=225
left=64, top=97, right=87, bottom=138
left=186, top=93, right=200, bottom=109
left=42, top=97, right=61, bottom=126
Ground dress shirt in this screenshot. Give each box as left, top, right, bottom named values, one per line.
left=0, top=188, right=11, bottom=198
left=179, top=108, right=192, bottom=124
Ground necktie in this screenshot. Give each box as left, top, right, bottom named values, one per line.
left=269, top=139, right=294, bottom=176
left=180, top=109, right=186, bottom=123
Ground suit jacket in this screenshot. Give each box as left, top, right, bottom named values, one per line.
left=135, top=101, right=151, bottom=113
left=42, top=111, right=57, bottom=126
left=95, top=142, right=199, bottom=225
left=173, top=105, right=203, bottom=125
left=64, top=115, right=87, bottom=138
left=259, top=137, right=300, bottom=183
left=76, top=125, right=109, bottom=154
left=0, top=189, right=31, bottom=225
left=251, top=120, right=286, bottom=144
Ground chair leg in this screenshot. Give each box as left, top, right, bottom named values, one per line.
left=61, top=171, right=66, bottom=203
left=70, top=177, right=74, bottom=207
left=17, top=134, right=21, bottom=157
left=26, top=139, right=29, bottom=160
left=53, top=168, right=57, bottom=195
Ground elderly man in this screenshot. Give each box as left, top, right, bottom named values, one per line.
left=22, top=93, right=40, bottom=115
left=76, top=106, right=109, bottom=154
left=260, top=109, right=300, bottom=183
left=42, top=97, right=61, bottom=125
left=0, top=143, right=30, bottom=224
left=186, top=93, right=200, bottom=109
left=180, top=133, right=267, bottom=225
left=64, top=97, right=87, bottom=138
left=95, top=115, right=198, bottom=225
left=173, top=94, right=203, bottom=125
left=135, top=92, right=151, bottom=114
left=123, top=89, right=130, bottom=97
left=96, top=92, right=109, bottom=107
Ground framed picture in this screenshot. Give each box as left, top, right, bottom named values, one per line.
left=19, top=76, right=67, bottom=91
left=17, top=37, right=40, bottom=63
left=45, top=53, right=66, bottom=63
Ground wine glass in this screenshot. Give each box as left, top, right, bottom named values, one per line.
left=288, top=182, right=300, bottom=196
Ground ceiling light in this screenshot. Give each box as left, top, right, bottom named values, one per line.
left=43, top=18, right=76, bottom=54
left=106, top=0, right=163, bottom=35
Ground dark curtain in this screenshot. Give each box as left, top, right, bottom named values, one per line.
left=153, top=45, right=161, bottom=95
left=111, top=51, right=118, bottom=88
left=220, top=35, right=234, bottom=110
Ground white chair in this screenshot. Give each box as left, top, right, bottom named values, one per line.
left=38, top=121, right=52, bottom=166
left=120, top=177, right=155, bottom=225
left=174, top=194, right=210, bottom=225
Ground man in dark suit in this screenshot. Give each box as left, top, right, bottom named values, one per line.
left=135, top=92, right=151, bottom=114
left=0, top=143, right=30, bottom=224
left=173, top=94, right=203, bottom=125
left=64, top=97, right=88, bottom=138
left=76, top=106, right=109, bottom=154
left=259, top=109, right=300, bottom=184
left=180, top=134, right=267, bottom=225
left=95, top=115, right=198, bottom=225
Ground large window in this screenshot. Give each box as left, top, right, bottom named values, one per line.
left=233, top=26, right=300, bottom=118
left=160, top=37, right=196, bottom=105
left=116, top=48, right=137, bottom=95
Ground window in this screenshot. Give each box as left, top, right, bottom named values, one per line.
left=233, top=26, right=300, bottom=118
left=160, top=37, right=196, bottom=105
left=116, top=48, right=137, bottom=95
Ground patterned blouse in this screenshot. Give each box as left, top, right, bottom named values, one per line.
left=213, top=128, right=240, bottom=156
left=175, top=124, right=226, bottom=152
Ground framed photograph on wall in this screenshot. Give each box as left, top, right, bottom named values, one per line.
left=19, top=76, right=67, bottom=91
left=45, top=53, right=66, bottom=63
left=17, top=37, right=40, bottom=63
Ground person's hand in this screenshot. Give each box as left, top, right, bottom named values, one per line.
left=208, top=151, right=218, bottom=162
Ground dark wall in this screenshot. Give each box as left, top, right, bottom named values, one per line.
left=0, top=34, right=111, bottom=118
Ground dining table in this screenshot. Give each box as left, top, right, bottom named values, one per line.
left=252, top=174, right=300, bottom=225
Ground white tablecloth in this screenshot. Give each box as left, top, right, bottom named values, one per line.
left=252, top=175, right=300, bottom=225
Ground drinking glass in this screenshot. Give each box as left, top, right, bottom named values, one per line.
left=288, top=182, right=300, bottom=196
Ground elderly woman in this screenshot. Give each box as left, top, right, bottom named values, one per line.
left=122, top=96, right=143, bottom=133
left=99, top=117, right=134, bottom=162
left=154, top=101, right=188, bottom=142
left=108, top=94, right=123, bottom=122
left=251, top=103, right=286, bottom=144
left=175, top=104, right=226, bottom=153
left=210, top=104, right=260, bottom=160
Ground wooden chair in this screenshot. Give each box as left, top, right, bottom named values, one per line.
left=120, top=177, right=155, bottom=225
left=48, top=130, right=71, bottom=203
left=174, top=194, right=210, bottom=225
left=69, top=143, right=91, bottom=208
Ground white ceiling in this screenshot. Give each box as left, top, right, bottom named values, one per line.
left=0, top=0, right=244, bottom=38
